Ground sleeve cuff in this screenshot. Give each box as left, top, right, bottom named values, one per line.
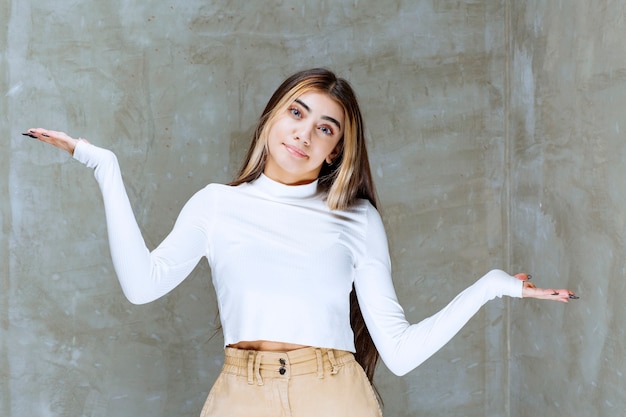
left=72, top=139, right=90, bottom=164
left=481, top=269, right=524, bottom=299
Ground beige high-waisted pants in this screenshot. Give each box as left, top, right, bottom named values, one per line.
left=200, top=346, right=383, bottom=417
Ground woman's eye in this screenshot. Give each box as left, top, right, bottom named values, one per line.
left=289, top=107, right=302, bottom=117
left=319, top=126, right=333, bottom=136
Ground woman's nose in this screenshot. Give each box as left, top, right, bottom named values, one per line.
left=295, top=127, right=311, bottom=145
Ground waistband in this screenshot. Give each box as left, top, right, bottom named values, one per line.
left=223, top=346, right=355, bottom=386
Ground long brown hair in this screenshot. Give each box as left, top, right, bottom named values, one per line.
left=231, top=68, right=381, bottom=383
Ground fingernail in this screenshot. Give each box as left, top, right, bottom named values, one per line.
left=551, top=291, right=559, bottom=296
left=569, top=294, right=579, bottom=300
left=527, top=274, right=532, bottom=280
left=22, top=133, right=37, bottom=138
left=42, top=133, right=49, bottom=137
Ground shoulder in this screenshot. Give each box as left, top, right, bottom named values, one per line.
left=340, top=197, right=376, bottom=213
left=187, top=182, right=254, bottom=205
left=339, top=198, right=386, bottom=239
left=196, top=182, right=243, bottom=196
left=201, top=182, right=231, bottom=194
left=347, top=198, right=383, bottom=224
left=346, top=199, right=390, bottom=264
left=178, top=183, right=244, bottom=222
left=183, top=182, right=230, bottom=207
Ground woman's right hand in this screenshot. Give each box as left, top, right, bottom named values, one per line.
left=514, top=273, right=578, bottom=303
left=23, top=128, right=87, bottom=156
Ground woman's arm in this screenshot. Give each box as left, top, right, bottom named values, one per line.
left=354, top=204, right=576, bottom=376
left=24, top=128, right=211, bottom=304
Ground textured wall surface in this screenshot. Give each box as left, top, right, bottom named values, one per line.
left=2, top=1, right=619, bottom=416
left=509, top=1, right=626, bottom=416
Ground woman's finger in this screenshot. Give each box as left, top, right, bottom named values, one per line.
left=22, top=128, right=80, bottom=155
left=522, top=284, right=578, bottom=303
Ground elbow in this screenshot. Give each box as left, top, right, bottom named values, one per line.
left=125, top=295, right=150, bottom=306
left=378, top=340, right=429, bottom=376
left=381, top=355, right=421, bottom=377
left=122, top=289, right=154, bottom=305
left=385, top=361, right=413, bottom=377
left=126, top=297, right=150, bottom=306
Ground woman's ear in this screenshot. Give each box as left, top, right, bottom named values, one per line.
left=326, top=143, right=342, bottom=165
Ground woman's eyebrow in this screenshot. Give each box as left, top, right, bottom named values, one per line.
left=294, top=98, right=311, bottom=112
left=294, top=98, right=342, bottom=130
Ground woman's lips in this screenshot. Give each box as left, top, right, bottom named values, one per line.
left=283, top=143, right=308, bottom=158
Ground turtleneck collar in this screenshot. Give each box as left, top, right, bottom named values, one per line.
left=252, top=173, right=320, bottom=199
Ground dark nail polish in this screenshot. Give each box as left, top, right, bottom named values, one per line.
left=569, top=294, right=579, bottom=300
left=527, top=274, right=532, bottom=280
left=22, top=133, right=37, bottom=138
left=42, top=133, right=49, bottom=137
left=551, top=291, right=559, bottom=296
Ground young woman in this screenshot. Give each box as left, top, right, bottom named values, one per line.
left=25, top=68, right=576, bottom=417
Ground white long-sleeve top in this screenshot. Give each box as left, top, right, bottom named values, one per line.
left=73, top=140, right=523, bottom=376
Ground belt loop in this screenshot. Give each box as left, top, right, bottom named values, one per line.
left=254, top=353, right=264, bottom=386
left=247, top=352, right=255, bottom=385
left=327, top=349, right=339, bottom=375
left=315, top=349, right=324, bottom=379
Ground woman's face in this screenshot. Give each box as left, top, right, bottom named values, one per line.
left=263, top=91, right=344, bottom=185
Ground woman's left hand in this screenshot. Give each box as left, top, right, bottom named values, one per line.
left=514, top=273, right=578, bottom=303
left=22, top=128, right=85, bottom=156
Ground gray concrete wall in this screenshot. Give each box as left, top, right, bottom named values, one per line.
left=1, top=1, right=620, bottom=416
left=509, top=1, right=626, bottom=416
